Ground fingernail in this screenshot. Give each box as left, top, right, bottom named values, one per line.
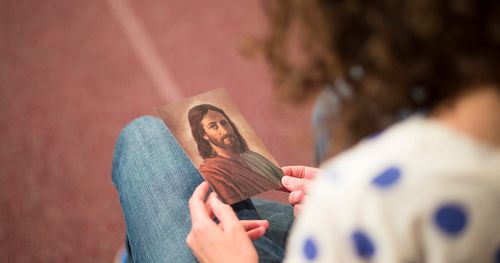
left=291, top=191, right=299, bottom=201
left=282, top=176, right=290, bottom=185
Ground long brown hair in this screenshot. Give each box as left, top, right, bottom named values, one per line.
left=188, top=104, right=249, bottom=159
left=260, top=0, right=500, bottom=154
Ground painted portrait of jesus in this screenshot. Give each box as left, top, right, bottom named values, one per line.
left=156, top=89, right=284, bottom=204
left=188, top=104, right=282, bottom=204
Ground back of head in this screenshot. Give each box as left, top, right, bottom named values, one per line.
left=262, top=0, right=500, bottom=153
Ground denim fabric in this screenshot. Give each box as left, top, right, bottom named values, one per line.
left=112, top=116, right=293, bottom=262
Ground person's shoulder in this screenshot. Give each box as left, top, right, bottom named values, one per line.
left=322, top=115, right=451, bottom=169
left=319, top=115, right=500, bottom=190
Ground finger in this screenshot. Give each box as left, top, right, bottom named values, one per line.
left=279, top=166, right=318, bottom=192
left=288, top=190, right=305, bottom=206
left=278, top=167, right=296, bottom=192
left=218, top=220, right=268, bottom=232
left=204, top=192, right=217, bottom=219
left=293, top=204, right=302, bottom=216
left=281, top=176, right=311, bottom=192
left=189, top=182, right=214, bottom=225
left=281, top=166, right=306, bottom=178
left=282, top=166, right=320, bottom=180
left=240, top=220, right=269, bottom=231
left=246, top=226, right=267, bottom=241
left=210, top=195, right=240, bottom=231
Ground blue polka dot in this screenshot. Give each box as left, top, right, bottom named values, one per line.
left=303, top=237, right=318, bottom=260
left=495, top=247, right=500, bottom=263
left=351, top=230, right=375, bottom=259
left=433, top=203, right=468, bottom=236
left=371, top=166, right=401, bottom=188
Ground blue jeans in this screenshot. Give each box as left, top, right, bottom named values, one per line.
left=112, top=116, right=294, bottom=262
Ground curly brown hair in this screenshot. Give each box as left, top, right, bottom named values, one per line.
left=260, top=0, right=500, bottom=153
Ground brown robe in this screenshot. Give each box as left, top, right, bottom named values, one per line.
left=198, top=151, right=282, bottom=204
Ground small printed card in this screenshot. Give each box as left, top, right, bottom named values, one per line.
left=157, top=89, right=283, bottom=204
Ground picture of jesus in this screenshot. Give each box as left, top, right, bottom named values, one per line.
left=188, top=104, right=282, bottom=204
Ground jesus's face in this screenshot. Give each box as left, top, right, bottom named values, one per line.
left=201, top=110, right=241, bottom=153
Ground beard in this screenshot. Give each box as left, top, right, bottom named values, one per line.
left=209, top=134, right=241, bottom=153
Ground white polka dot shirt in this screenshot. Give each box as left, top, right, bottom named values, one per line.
left=284, top=116, right=500, bottom=263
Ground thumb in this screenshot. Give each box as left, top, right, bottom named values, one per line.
left=247, top=226, right=267, bottom=241
left=210, top=195, right=240, bottom=231
left=281, top=176, right=311, bottom=192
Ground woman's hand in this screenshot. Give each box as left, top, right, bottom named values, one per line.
left=186, top=182, right=260, bottom=263
left=279, top=166, right=321, bottom=216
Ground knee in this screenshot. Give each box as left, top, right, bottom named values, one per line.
left=119, top=116, right=166, bottom=140
left=111, top=116, right=169, bottom=187
left=111, top=116, right=202, bottom=197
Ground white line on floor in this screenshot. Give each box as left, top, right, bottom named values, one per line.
left=106, top=0, right=183, bottom=102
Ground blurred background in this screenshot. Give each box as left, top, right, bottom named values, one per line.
left=0, top=0, right=314, bottom=261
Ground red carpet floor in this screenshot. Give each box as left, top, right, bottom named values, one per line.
left=0, top=1, right=313, bottom=261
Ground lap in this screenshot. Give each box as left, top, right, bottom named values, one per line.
left=112, top=116, right=293, bottom=262
left=253, top=198, right=294, bottom=251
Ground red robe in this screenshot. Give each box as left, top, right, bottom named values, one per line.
left=198, top=154, right=281, bottom=204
